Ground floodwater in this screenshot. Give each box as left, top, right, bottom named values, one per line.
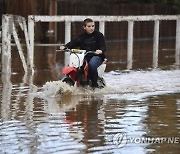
left=0, top=39, right=180, bottom=154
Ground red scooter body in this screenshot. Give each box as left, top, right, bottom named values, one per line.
left=61, top=66, right=77, bottom=81
left=61, top=60, right=89, bottom=86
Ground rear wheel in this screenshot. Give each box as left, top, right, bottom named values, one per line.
left=62, top=77, right=75, bottom=86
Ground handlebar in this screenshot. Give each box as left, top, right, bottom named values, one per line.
left=56, top=48, right=95, bottom=55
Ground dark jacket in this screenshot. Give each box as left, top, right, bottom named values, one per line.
left=65, top=30, right=106, bottom=60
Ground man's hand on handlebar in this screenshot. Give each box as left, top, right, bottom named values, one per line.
left=59, top=45, right=66, bottom=50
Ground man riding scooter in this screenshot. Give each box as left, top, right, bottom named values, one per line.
left=60, top=18, right=106, bottom=89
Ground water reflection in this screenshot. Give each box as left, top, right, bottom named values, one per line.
left=101, top=99, right=149, bottom=153
left=145, top=94, right=180, bottom=153
left=1, top=74, right=12, bottom=121
left=0, top=120, right=34, bottom=154
left=0, top=68, right=180, bottom=153
left=25, top=84, right=38, bottom=122
left=45, top=46, right=61, bottom=80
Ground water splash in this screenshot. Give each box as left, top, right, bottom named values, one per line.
left=41, top=80, right=75, bottom=97
left=104, top=69, right=180, bottom=100
left=39, top=69, right=180, bottom=100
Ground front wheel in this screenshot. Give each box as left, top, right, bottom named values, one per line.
left=62, top=77, right=75, bottom=86
left=97, top=77, right=106, bottom=88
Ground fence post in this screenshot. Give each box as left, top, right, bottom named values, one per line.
left=99, top=21, right=105, bottom=35
left=153, top=20, right=159, bottom=68
left=21, top=20, right=32, bottom=69
left=2, top=15, right=12, bottom=75
left=64, top=21, right=71, bottom=66
left=175, top=18, right=180, bottom=66
left=28, top=15, right=35, bottom=70
left=127, top=21, right=134, bottom=70
left=12, top=22, right=28, bottom=72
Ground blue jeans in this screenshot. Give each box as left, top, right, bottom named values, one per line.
left=88, top=56, right=103, bottom=87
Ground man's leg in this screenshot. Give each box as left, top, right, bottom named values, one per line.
left=88, top=56, right=103, bottom=87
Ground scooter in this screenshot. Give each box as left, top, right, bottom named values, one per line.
left=61, top=49, right=106, bottom=88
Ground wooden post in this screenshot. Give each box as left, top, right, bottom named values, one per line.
left=127, top=21, right=134, bottom=70
left=65, top=21, right=71, bottom=44
left=64, top=21, right=71, bottom=66
left=99, top=21, right=105, bottom=35
left=2, top=15, right=12, bottom=74
left=28, top=15, right=35, bottom=70
left=22, top=20, right=32, bottom=70
left=1, top=16, right=12, bottom=119
left=12, top=22, right=28, bottom=72
left=175, top=18, right=180, bottom=66
left=153, top=20, right=159, bottom=68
